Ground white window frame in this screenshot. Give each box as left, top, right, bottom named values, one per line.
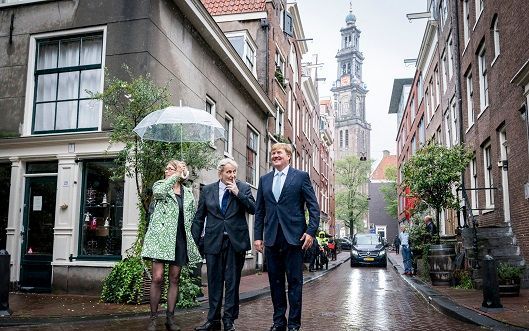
left=434, top=66, right=440, bottom=107
left=442, top=51, right=448, bottom=93
left=483, top=143, right=495, bottom=208
left=475, top=0, right=484, bottom=23
left=466, top=71, right=474, bottom=129
left=224, top=114, right=233, bottom=157
left=275, top=102, right=285, bottom=136
left=225, top=31, right=257, bottom=77
left=444, top=109, right=451, bottom=147
left=275, top=47, right=286, bottom=76
left=492, top=17, right=500, bottom=63
left=447, top=35, right=454, bottom=79
left=23, top=26, right=107, bottom=136
left=246, top=124, right=260, bottom=187
left=478, top=45, right=489, bottom=112
left=463, top=0, right=470, bottom=46
left=440, top=0, right=448, bottom=27
left=470, top=157, right=479, bottom=214
left=450, top=97, right=458, bottom=145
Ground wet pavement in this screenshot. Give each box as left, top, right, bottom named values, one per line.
left=2, top=250, right=528, bottom=330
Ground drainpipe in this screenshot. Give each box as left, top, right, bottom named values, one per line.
left=261, top=18, right=270, bottom=94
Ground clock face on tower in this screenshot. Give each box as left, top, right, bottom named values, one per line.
left=340, top=74, right=350, bottom=86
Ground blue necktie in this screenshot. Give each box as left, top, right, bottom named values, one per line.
left=273, top=172, right=283, bottom=202
left=221, top=189, right=230, bottom=215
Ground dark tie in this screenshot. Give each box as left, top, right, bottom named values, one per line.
left=221, top=189, right=230, bottom=215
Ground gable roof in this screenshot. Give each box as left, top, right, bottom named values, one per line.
left=201, top=0, right=265, bottom=15
left=371, top=153, right=397, bottom=181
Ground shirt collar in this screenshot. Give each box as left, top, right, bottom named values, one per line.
left=219, top=180, right=227, bottom=191
left=274, top=165, right=290, bottom=177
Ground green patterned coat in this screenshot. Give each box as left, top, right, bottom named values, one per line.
left=141, top=175, right=202, bottom=265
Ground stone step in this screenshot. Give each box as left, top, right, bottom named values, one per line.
left=476, top=245, right=520, bottom=258
left=476, top=226, right=512, bottom=238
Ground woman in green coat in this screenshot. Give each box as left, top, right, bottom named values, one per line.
left=142, top=160, right=202, bottom=331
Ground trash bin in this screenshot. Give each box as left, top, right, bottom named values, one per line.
left=0, top=249, right=12, bottom=316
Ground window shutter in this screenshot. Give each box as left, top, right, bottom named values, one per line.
left=284, top=11, right=293, bottom=37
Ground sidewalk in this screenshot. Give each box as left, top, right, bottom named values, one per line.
left=0, top=251, right=350, bottom=327
left=387, top=251, right=529, bottom=331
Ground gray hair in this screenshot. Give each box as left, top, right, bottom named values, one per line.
left=217, top=158, right=238, bottom=172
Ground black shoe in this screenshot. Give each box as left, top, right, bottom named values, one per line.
left=224, top=321, right=236, bottom=331
left=269, top=325, right=286, bottom=331
left=195, top=320, right=221, bottom=331
left=288, top=328, right=300, bottom=331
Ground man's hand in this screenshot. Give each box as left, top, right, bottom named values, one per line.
left=300, top=233, right=313, bottom=250
left=254, top=240, right=264, bottom=253
left=226, top=180, right=239, bottom=196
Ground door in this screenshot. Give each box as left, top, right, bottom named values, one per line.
left=499, top=130, right=511, bottom=223
left=20, top=176, right=57, bottom=292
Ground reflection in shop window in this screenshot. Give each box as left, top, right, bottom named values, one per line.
left=79, top=159, right=123, bottom=257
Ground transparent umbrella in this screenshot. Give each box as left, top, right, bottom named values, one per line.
left=133, top=105, right=225, bottom=143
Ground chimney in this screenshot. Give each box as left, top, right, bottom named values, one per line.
left=382, top=150, right=390, bottom=157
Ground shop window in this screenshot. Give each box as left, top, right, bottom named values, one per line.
left=79, top=159, right=123, bottom=258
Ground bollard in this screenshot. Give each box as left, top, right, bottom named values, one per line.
left=481, top=254, right=502, bottom=309
left=0, top=249, right=12, bottom=316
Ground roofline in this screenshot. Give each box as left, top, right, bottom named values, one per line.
left=287, top=3, right=308, bottom=54
left=388, top=78, right=413, bottom=114
left=212, top=11, right=267, bottom=23
left=176, top=0, right=275, bottom=117
left=416, top=19, right=437, bottom=72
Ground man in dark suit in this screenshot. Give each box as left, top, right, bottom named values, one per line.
left=192, top=158, right=256, bottom=331
left=254, top=143, right=320, bottom=331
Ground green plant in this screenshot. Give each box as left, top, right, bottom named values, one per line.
left=453, top=269, right=474, bottom=289
left=275, top=69, right=284, bottom=85
left=401, top=141, right=472, bottom=241
left=101, top=255, right=145, bottom=304
left=497, top=262, right=525, bottom=284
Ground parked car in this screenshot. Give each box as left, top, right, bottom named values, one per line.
left=337, top=238, right=352, bottom=250
left=350, top=233, right=387, bottom=268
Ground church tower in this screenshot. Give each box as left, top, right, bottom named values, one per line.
left=331, top=4, right=371, bottom=161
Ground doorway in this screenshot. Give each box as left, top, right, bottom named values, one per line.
left=20, top=176, right=57, bottom=291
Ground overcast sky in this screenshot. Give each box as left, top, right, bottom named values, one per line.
left=297, top=0, right=427, bottom=166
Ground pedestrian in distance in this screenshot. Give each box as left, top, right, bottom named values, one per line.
left=393, top=234, right=401, bottom=254
left=328, top=239, right=337, bottom=261
left=142, top=160, right=202, bottom=331
left=191, top=158, right=256, bottom=331
left=308, top=239, right=320, bottom=272
left=399, top=225, right=413, bottom=276
left=424, top=215, right=437, bottom=241
left=254, top=143, right=320, bottom=331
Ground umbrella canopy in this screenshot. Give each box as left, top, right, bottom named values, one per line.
left=133, top=106, right=225, bottom=142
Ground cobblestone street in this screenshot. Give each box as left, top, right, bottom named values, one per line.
left=7, top=262, right=482, bottom=331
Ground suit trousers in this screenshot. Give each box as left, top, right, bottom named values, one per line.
left=265, top=225, right=303, bottom=328
left=205, top=235, right=245, bottom=323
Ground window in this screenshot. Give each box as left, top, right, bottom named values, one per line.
left=470, top=157, right=478, bottom=212
left=345, top=129, right=349, bottom=148
left=205, top=96, right=216, bottom=116
left=32, top=33, right=103, bottom=133
left=224, top=114, right=233, bottom=156
left=355, top=96, right=362, bottom=117
left=355, top=60, right=361, bottom=77
left=339, top=130, right=343, bottom=148
left=425, top=88, right=431, bottom=122
left=418, top=117, right=425, bottom=146
left=275, top=49, right=285, bottom=76
left=79, top=159, right=124, bottom=258
left=439, top=0, right=448, bottom=27
left=483, top=143, right=494, bottom=207
left=444, top=110, right=451, bottom=147
left=410, top=95, right=416, bottom=124
left=275, top=103, right=284, bottom=135
left=417, top=73, right=424, bottom=102
left=475, top=0, right=484, bottom=20
left=246, top=126, right=259, bottom=186
left=466, top=71, right=474, bottom=128
left=442, top=50, right=448, bottom=93
left=434, top=66, right=440, bottom=107
left=447, top=35, right=454, bottom=79
left=463, top=0, right=470, bottom=45
left=478, top=45, right=489, bottom=111
left=436, top=126, right=443, bottom=145
left=226, top=32, right=257, bottom=76
left=492, top=17, right=500, bottom=61
left=450, top=97, right=458, bottom=145
left=290, top=44, right=298, bottom=86
left=411, top=135, right=416, bottom=154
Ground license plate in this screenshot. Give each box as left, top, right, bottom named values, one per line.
left=364, top=257, right=374, bottom=261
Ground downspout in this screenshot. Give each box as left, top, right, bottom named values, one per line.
left=261, top=18, right=270, bottom=94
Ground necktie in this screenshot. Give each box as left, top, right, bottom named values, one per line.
left=273, top=172, right=283, bottom=202
left=221, top=189, right=230, bottom=215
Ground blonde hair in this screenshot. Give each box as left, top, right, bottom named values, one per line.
left=167, top=159, right=185, bottom=170
left=271, top=143, right=292, bottom=157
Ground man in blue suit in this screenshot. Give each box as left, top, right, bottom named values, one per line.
left=254, top=143, right=320, bottom=331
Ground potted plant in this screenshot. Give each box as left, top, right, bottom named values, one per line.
left=497, top=262, right=524, bottom=297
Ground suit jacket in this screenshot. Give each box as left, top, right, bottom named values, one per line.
left=254, top=167, right=320, bottom=247
left=191, top=179, right=256, bottom=254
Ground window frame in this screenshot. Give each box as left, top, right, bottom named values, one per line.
left=275, top=102, right=285, bottom=136
left=492, top=17, right=500, bottom=63
left=466, top=70, right=474, bottom=129
left=223, top=114, right=233, bottom=157
left=225, top=30, right=257, bottom=77
left=470, top=156, right=479, bottom=213
left=24, top=26, right=107, bottom=136
left=482, top=142, right=495, bottom=208
left=246, top=124, right=260, bottom=187
left=477, top=45, right=489, bottom=111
